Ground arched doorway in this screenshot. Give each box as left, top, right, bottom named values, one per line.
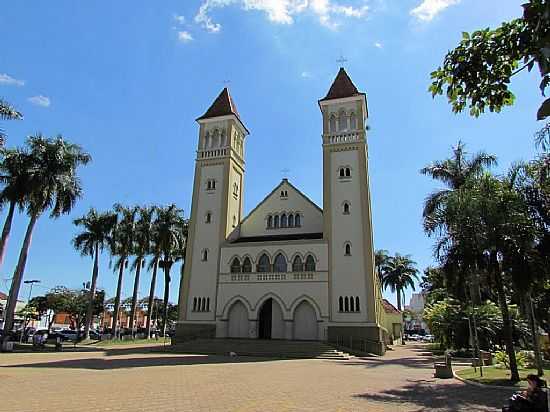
left=258, top=298, right=285, bottom=340
left=228, top=300, right=248, bottom=338
left=293, top=300, right=318, bottom=340
left=258, top=299, right=272, bottom=339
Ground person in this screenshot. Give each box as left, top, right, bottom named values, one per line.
left=503, top=374, right=548, bottom=412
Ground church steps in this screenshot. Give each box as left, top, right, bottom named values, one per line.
left=170, top=339, right=351, bottom=360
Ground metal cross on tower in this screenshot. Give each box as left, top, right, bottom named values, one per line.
left=336, top=54, right=348, bottom=67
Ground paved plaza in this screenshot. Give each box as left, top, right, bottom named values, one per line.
left=0, top=343, right=514, bottom=412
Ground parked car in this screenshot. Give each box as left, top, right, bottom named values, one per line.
left=59, top=329, right=79, bottom=341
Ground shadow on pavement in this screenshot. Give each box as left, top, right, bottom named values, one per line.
left=352, top=379, right=515, bottom=412
left=4, top=354, right=274, bottom=370
left=340, top=355, right=434, bottom=369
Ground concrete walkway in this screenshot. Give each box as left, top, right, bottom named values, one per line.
left=0, top=342, right=514, bottom=411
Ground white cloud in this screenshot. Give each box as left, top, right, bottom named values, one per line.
left=174, top=14, right=186, bottom=24
left=178, top=31, right=194, bottom=42
left=301, top=71, right=311, bottom=78
left=195, top=0, right=369, bottom=32
left=28, top=95, right=50, bottom=107
left=0, top=73, right=25, bottom=86
left=374, top=41, right=382, bottom=48
left=410, top=0, right=460, bottom=22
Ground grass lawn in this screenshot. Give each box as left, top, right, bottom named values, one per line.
left=456, top=366, right=549, bottom=388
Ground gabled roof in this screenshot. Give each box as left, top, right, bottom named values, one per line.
left=319, top=67, right=365, bottom=102
left=197, top=87, right=240, bottom=121
left=382, top=299, right=401, bottom=315
left=238, top=178, right=323, bottom=229
left=0, top=291, right=7, bottom=300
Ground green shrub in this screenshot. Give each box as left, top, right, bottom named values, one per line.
left=495, top=350, right=526, bottom=369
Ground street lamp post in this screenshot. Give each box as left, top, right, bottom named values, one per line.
left=20, top=279, right=40, bottom=343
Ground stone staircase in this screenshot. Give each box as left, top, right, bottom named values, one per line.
left=171, top=338, right=351, bottom=360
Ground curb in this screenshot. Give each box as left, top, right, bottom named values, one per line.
left=453, top=371, right=520, bottom=390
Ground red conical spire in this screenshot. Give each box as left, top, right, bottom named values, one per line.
left=320, top=67, right=364, bottom=101
left=197, top=87, right=240, bottom=120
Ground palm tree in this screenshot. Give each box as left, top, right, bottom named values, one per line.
left=128, top=206, right=154, bottom=337
left=382, top=253, right=419, bottom=344
left=0, top=148, right=33, bottom=269
left=73, top=208, right=117, bottom=340
left=0, top=99, right=22, bottom=146
left=154, top=205, right=185, bottom=336
left=375, top=249, right=390, bottom=285
left=109, top=204, right=136, bottom=338
left=145, top=208, right=161, bottom=338
left=420, top=140, right=496, bottom=222
left=2, top=134, right=91, bottom=336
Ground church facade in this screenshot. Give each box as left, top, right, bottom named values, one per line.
left=176, top=68, right=386, bottom=355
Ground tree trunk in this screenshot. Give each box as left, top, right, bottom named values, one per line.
left=1, top=212, right=38, bottom=337
left=162, top=265, right=171, bottom=337
left=129, top=258, right=142, bottom=338
left=396, top=288, right=405, bottom=345
left=145, top=258, right=158, bottom=339
left=492, top=256, right=520, bottom=382
left=111, top=259, right=125, bottom=338
left=83, top=243, right=100, bottom=340
left=0, top=201, right=16, bottom=270
left=527, top=292, right=544, bottom=376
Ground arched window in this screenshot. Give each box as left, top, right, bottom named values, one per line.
left=305, top=255, right=316, bottom=271
left=202, top=249, right=208, bottom=261
left=211, top=130, right=219, bottom=148
left=233, top=182, right=239, bottom=196
left=295, top=214, right=301, bottom=227
left=232, top=215, right=237, bottom=228
left=339, top=168, right=345, bottom=178
left=339, top=296, right=344, bottom=312
left=355, top=297, right=360, bottom=312
left=273, top=253, right=287, bottom=273
left=338, top=111, right=347, bottom=131
left=274, top=215, right=280, bottom=228
left=203, top=133, right=209, bottom=149
left=257, top=254, right=270, bottom=272
left=193, top=297, right=197, bottom=311
left=281, top=214, right=287, bottom=228
left=345, top=243, right=351, bottom=256
left=267, top=215, right=273, bottom=229
left=205, top=212, right=212, bottom=223
left=288, top=214, right=294, bottom=227
left=345, top=167, right=351, bottom=177
left=212, top=180, right=216, bottom=189
left=344, top=297, right=349, bottom=312
left=230, top=258, right=241, bottom=273
left=242, top=257, right=252, bottom=273
left=343, top=202, right=350, bottom=215
left=292, top=255, right=303, bottom=272
left=201, top=298, right=206, bottom=311
left=329, top=115, right=337, bottom=133
left=207, top=180, right=212, bottom=190
left=350, top=112, right=357, bottom=130
left=350, top=297, right=355, bottom=312
left=206, top=297, right=210, bottom=312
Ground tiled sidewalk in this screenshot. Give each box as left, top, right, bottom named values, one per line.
left=0, top=343, right=513, bottom=412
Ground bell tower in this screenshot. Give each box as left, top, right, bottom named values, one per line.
left=319, top=68, right=384, bottom=352
left=177, top=88, right=249, bottom=338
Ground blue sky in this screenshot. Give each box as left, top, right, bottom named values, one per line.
left=0, top=0, right=544, bottom=308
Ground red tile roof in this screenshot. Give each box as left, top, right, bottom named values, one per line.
left=382, top=299, right=401, bottom=315
left=320, top=67, right=364, bottom=101
left=197, top=87, right=240, bottom=121
left=0, top=291, right=8, bottom=300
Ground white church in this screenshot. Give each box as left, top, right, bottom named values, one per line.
left=176, top=68, right=386, bottom=355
